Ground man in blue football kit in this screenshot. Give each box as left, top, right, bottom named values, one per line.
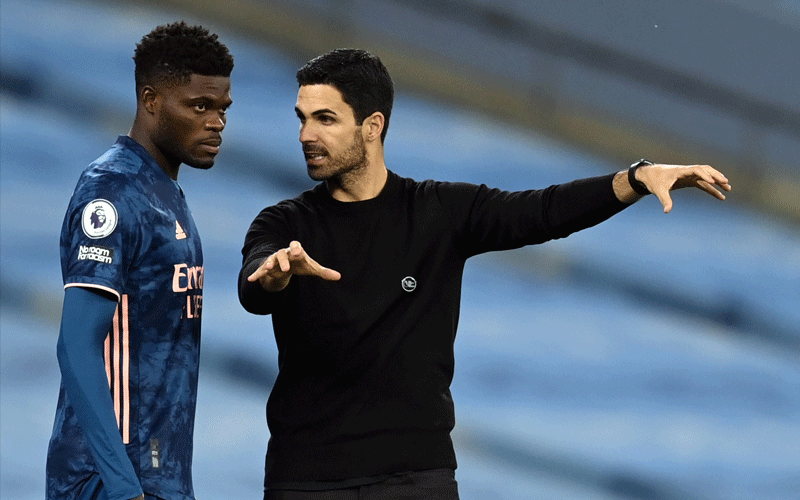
left=46, top=23, right=233, bottom=500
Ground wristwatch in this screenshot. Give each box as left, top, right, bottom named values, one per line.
left=628, top=159, right=653, bottom=195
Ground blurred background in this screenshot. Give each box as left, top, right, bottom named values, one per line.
left=2, top=0, right=799, bottom=498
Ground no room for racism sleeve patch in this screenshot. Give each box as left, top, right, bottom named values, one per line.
left=77, top=245, right=115, bottom=264
left=81, top=199, right=118, bottom=239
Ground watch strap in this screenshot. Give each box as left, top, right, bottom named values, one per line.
left=628, top=159, right=653, bottom=196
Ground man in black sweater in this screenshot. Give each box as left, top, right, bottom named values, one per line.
left=238, top=49, right=731, bottom=500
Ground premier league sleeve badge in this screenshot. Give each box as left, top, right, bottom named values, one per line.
left=81, top=199, right=118, bottom=239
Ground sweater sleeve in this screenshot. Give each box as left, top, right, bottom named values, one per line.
left=238, top=204, right=293, bottom=315
left=56, top=286, right=143, bottom=500
left=444, top=172, right=628, bottom=256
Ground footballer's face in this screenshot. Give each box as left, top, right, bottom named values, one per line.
left=295, top=84, right=367, bottom=182
left=152, top=74, right=232, bottom=176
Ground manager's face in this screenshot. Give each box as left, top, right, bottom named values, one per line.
left=295, top=84, right=367, bottom=182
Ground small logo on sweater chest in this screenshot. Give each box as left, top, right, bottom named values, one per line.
left=401, top=276, right=417, bottom=292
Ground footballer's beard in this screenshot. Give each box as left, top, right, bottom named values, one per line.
left=153, top=117, right=217, bottom=172
left=304, top=131, right=368, bottom=183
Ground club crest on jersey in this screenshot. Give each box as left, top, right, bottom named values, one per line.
left=81, top=199, right=118, bottom=239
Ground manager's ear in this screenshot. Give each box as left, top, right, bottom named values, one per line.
left=362, top=112, right=385, bottom=143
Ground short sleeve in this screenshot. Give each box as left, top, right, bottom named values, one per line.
left=60, top=172, right=141, bottom=299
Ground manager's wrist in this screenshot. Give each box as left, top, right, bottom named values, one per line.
left=628, top=159, right=653, bottom=196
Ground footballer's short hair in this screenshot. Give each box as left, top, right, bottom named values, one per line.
left=133, top=21, right=234, bottom=96
left=296, top=49, right=394, bottom=143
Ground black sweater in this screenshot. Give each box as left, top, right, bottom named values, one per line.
left=239, top=170, right=628, bottom=485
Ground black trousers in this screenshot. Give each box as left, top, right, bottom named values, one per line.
left=264, top=469, right=459, bottom=500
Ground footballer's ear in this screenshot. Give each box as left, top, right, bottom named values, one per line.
left=362, top=112, right=385, bottom=143
left=140, top=85, right=158, bottom=114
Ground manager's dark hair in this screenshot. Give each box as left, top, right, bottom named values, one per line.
left=133, top=21, right=234, bottom=97
left=296, top=49, right=394, bottom=143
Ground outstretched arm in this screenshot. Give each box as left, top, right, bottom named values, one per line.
left=613, top=162, right=731, bottom=212
left=247, top=240, right=341, bottom=292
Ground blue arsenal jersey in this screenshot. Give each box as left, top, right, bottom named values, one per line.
left=47, top=136, right=203, bottom=500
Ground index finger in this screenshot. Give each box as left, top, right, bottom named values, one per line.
left=247, top=256, right=273, bottom=282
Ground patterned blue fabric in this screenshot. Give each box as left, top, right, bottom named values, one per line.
left=47, top=136, right=203, bottom=500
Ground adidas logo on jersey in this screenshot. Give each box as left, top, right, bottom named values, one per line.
left=175, top=221, right=187, bottom=240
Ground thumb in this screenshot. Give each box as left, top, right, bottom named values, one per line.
left=655, top=190, right=674, bottom=213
